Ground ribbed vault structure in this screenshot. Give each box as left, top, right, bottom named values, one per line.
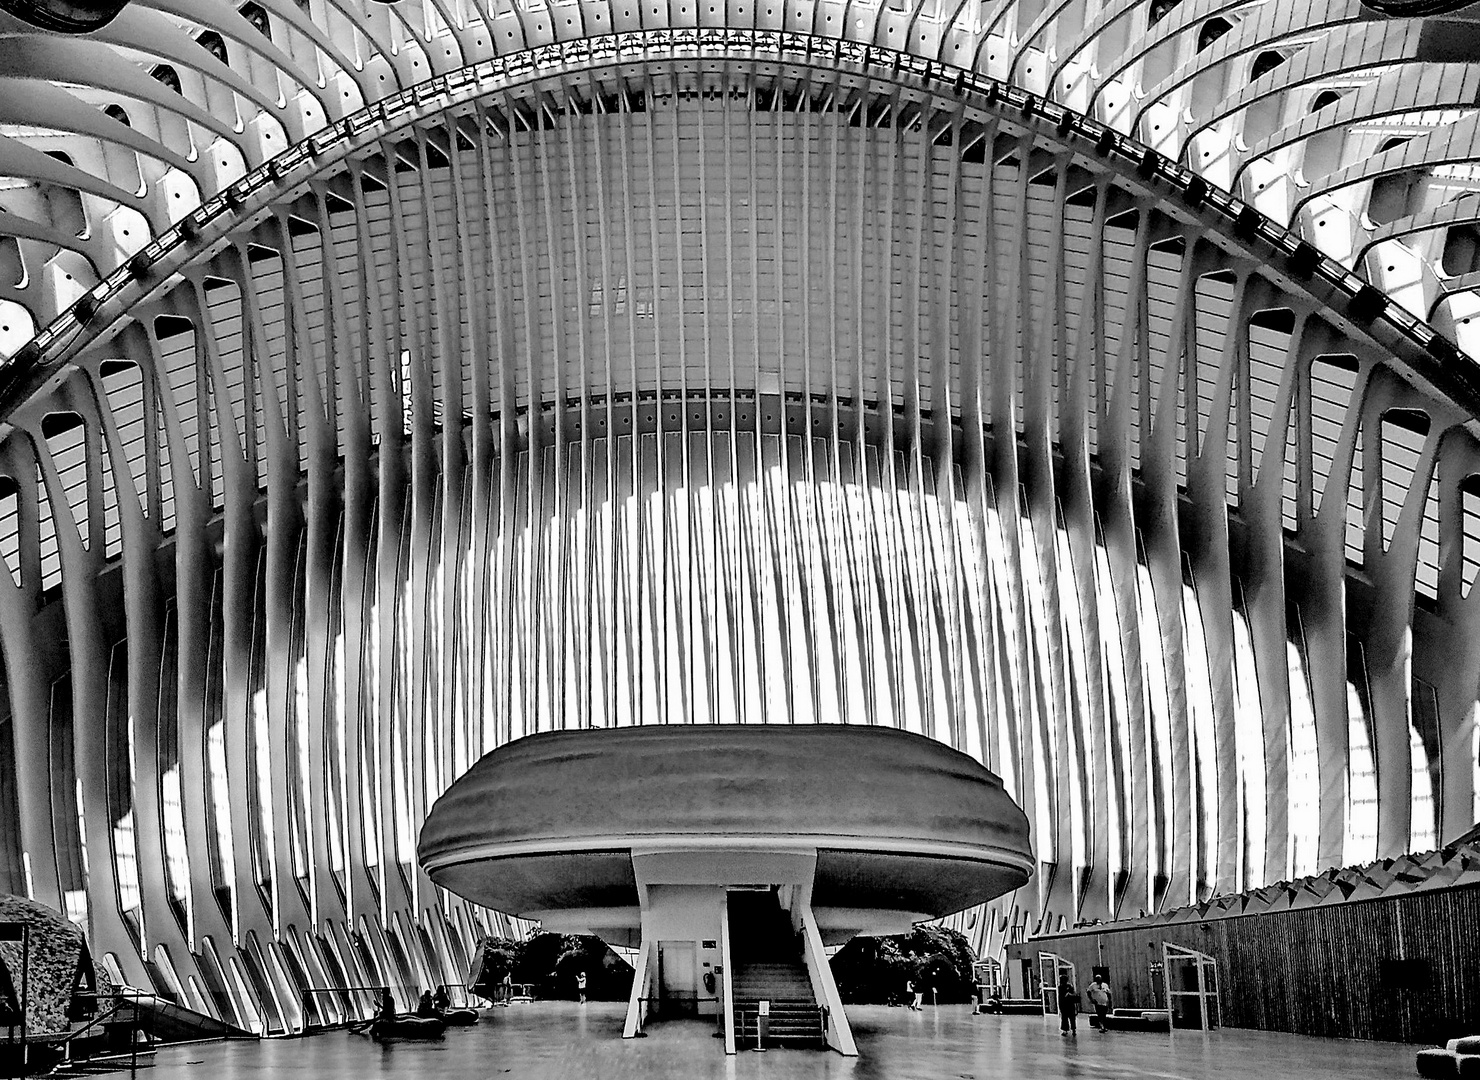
left=1, top=0, right=1480, bottom=1037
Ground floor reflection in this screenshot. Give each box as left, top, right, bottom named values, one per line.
left=145, top=1001, right=1421, bottom=1080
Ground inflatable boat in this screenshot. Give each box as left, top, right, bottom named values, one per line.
left=366, top=1015, right=447, bottom=1040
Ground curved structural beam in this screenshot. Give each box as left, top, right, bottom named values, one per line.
left=0, top=2, right=1474, bottom=1041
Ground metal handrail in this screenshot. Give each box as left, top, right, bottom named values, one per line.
left=632, top=995, right=724, bottom=1007
left=731, top=999, right=829, bottom=1050
left=52, top=995, right=128, bottom=1047
left=627, top=994, right=724, bottom=1038
left=45, top=988, right=156, bottom=1078
left=1, top=27, right=1468, bottom=419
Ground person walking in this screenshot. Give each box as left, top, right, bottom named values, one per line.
left=1057, top=975, right=1080, bottom=1036
left=1087, top=975, right=1112, bottom=1032
left=904, top=977, right=921, bottom=1010
left=576, top=970, right=588, bottom=1004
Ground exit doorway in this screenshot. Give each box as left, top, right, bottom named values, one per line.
left=658, top=941, right=698, bottom=1018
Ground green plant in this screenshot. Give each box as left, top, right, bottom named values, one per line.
left=829, top=925, right=977, bottom=1004
left=471, top=933, right=633, bottom=1001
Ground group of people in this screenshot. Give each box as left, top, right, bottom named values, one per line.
left=1055, top=973, right=1114, bottom=1035
left=901, top=978, right=930, bottom=1010
left=374, top=972, right=589, bottom=1021
left=490, top=969, right=586, bottom=1004
left=416, top=986, right=456, bottom=1017
left=376, top=985, right=460, bottom=1021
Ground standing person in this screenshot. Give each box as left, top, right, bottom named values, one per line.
left=576, top=970, right=588, bottom=1004
left=1087, top=974, right=1112, bottom=1032
left=910, top=976, right=924, bottom=1011
left=904, top=977, right=917, bottom=1010
left=1056, top=975, right=1080, bottom=1036
left=501, top=970, right=513, bottom=1006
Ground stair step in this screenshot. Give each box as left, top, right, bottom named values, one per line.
left=737, top=971, right=805, bottom=976
left=740, top=1029, right=820, bottom=1037
left=736, top=976, right=808, bottom=981
left=735, top=975, right=809, bottom=980
left=735, top=985, right=811, bottom=991
left=727, top=889, right=823, bottom=1051
left=737, top=1027, right=821, bottom=1034
left=734, top=1004, right=816, bottom=1011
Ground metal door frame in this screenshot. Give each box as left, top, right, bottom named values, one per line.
left=1162, top=942, right=1218, bottom=1032
left=1036, top=951, right=1075, bottom=1014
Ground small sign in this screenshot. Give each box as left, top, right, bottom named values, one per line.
left=701, top=940, right=717, bottom=950
left=758, top=1000, right=770, bottom=1017
left=0, top=923, right=23, bottom=942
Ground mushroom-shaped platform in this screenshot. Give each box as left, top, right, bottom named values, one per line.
left=421, top=725, right=1032, bottom=1054
left=418, top=723, right=1033, bottom=924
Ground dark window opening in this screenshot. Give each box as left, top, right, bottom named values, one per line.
left=1250, top=50, right=1284, bottom=81
left=151, top=65, right=182, bottom=94
left=1442, top=223, right=1480, bottom=277
left=1197, top=17, right=1232, bottom=52
left=197, top=30, right=229, bottom=64
left=240, top=2, right=271, bottom=39
left=1310, top=89, right=1341, bottom=113
left=1147, top=0, right=1181, bottom=26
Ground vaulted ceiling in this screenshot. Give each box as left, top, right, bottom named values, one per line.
left=1, top=0, right=1479, bottom=1038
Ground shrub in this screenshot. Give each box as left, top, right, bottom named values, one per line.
left=829, top=925, right=977, bottom=1004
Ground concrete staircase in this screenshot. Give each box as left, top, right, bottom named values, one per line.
left=727, top=891, right=824, bottom=1050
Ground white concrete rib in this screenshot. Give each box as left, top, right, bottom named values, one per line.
left=0, top=3, right=1476, bottom=1036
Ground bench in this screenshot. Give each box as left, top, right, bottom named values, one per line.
left=976, top=998, right=1044, bottom=1016
left=1100, top=1008, right=1171, bottom=1033
left=1416, top=1036, right=1480, bottom=1078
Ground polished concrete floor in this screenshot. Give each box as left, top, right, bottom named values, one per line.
left=143, top=1002, right=1421, bottom=1080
